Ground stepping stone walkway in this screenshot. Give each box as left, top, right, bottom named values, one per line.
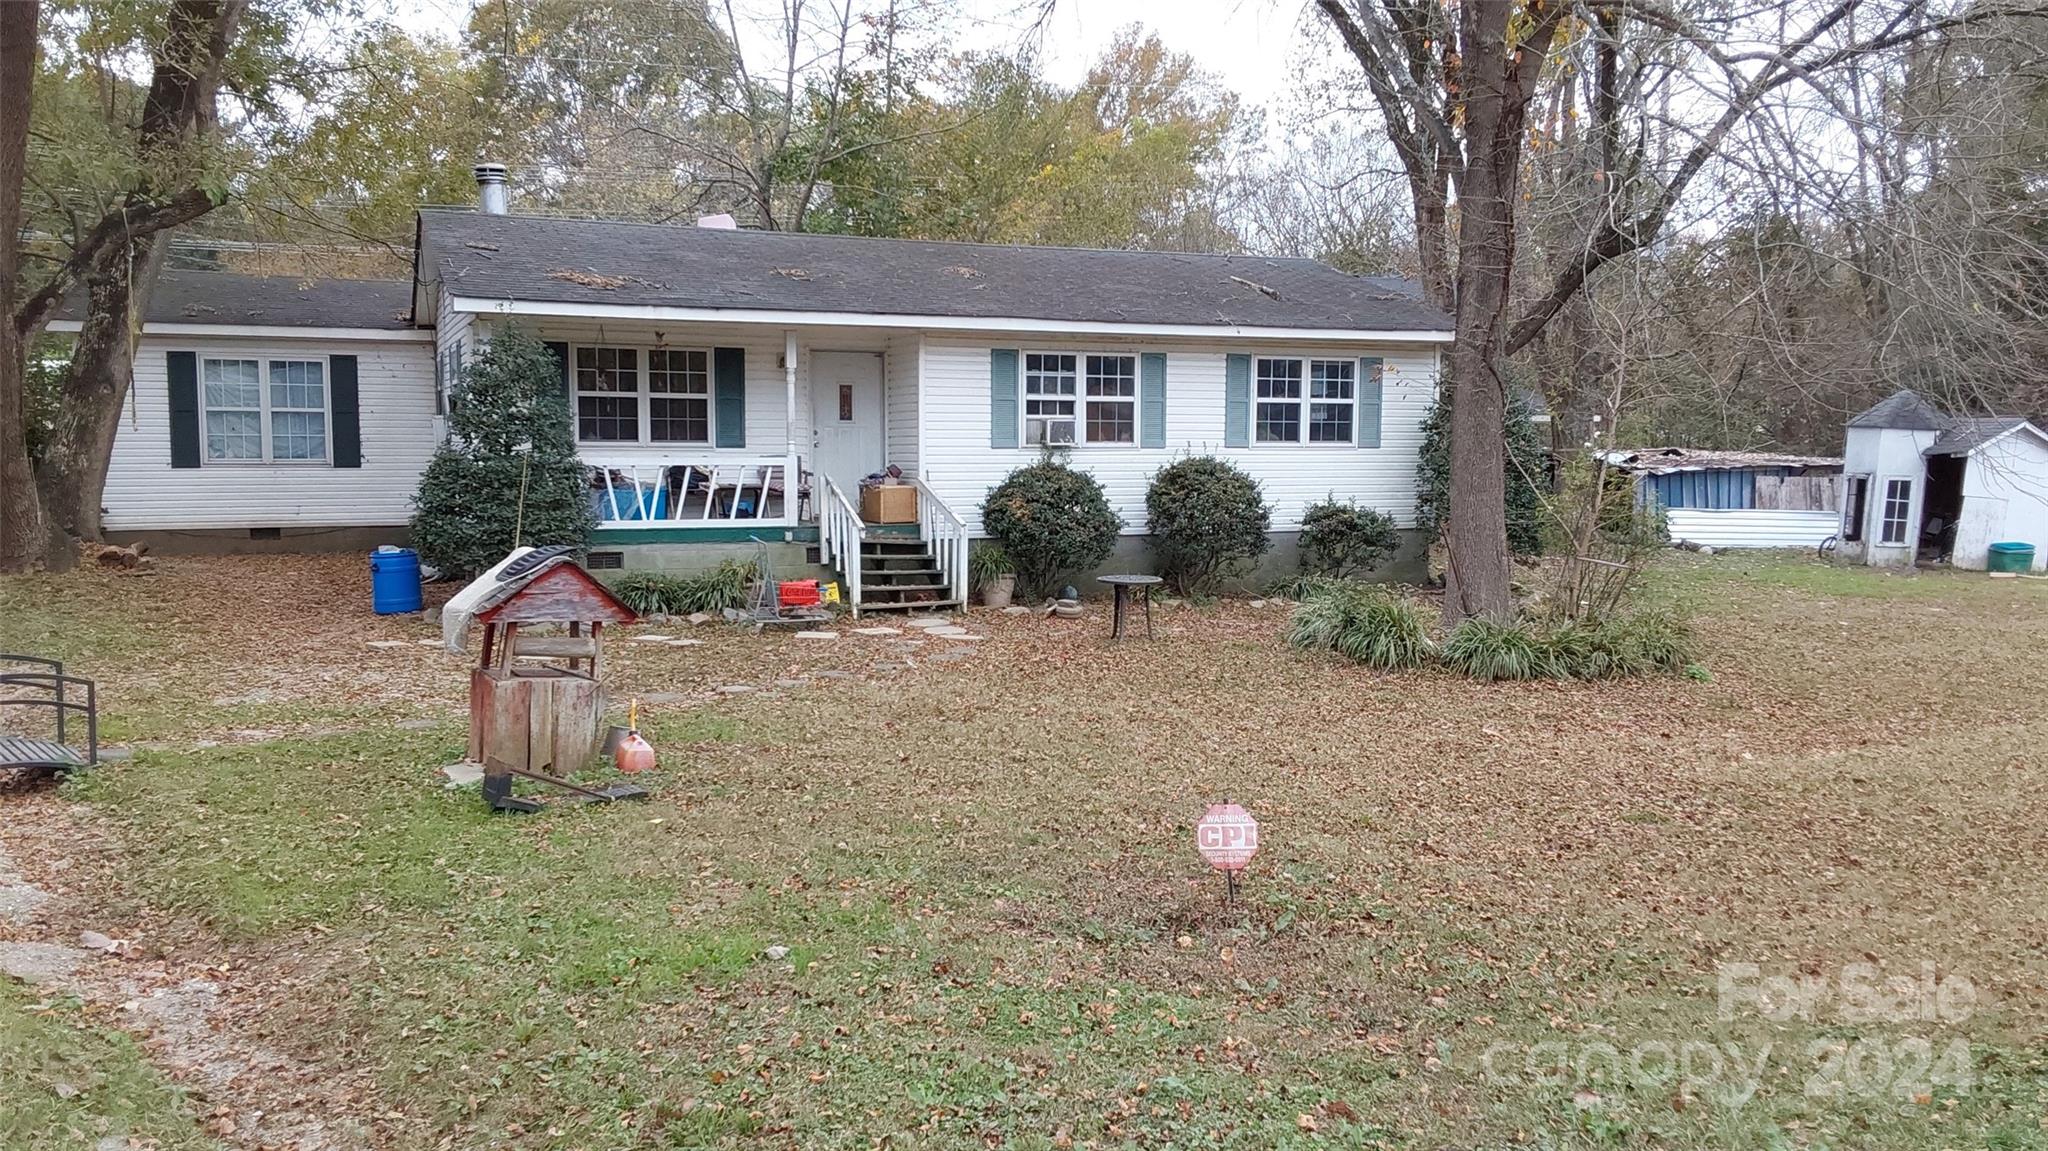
left=632, top=635, right=677, bottom=643
left=937, top=633, right=984, bottom=642
left=644, top=691, right=690, bottom=704
left=1001, top=606, right=1034, bottom=615
left=851, top=626, right=901, bottom=636
left=440, top=761, right=484, bottom=789
left=716, top=685, right=755, bottom=695
left=366, top=640, right=410, bottom=650
left=928, top=649, right=977, bottom=664
left=925, top=626, right=974, bottom=638
left=662, top=638, right=705, bottom=647
left=815, top=670, right=855, bottom=680
left=903, top=617, right=955, bottom=629
left=794, top=630, right=839, bottom=640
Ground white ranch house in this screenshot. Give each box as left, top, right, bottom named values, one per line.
left=64, top=167, right=1454, bottom=612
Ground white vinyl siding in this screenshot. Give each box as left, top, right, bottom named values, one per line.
left=884, top=333, right=920, bottom=474
left=104, top=336, right=437, bottom=530
left=920, top=336, right=1438, bottom=534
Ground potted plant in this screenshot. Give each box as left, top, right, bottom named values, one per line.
left=970, top=542, right=1017, bottom=608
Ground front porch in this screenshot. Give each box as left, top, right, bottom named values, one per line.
left=493, top=315, right=965, bottom=611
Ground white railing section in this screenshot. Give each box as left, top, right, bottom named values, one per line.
left=910, top=478, right=970, bottom=605
left=818, top=476, right=864, bottom=615
left=585, top=456, right=797, bottom=529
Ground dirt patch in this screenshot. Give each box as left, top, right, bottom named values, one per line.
left=0, top=794, right=373, bottom=1150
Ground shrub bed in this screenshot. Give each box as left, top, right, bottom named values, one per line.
left=611, top=560, right=759, bottom=615
left=1297, top=499, right=1399, bottom=578
left=1287, top=582, right=1697, bottom=681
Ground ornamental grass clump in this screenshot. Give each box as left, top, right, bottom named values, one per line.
left=610, top=559, right=759, bottom=615
left=1441, top=617, right=1548, bottom=681
left=1284, top=582, right=1433, bottom=670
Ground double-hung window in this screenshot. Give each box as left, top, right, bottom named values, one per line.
left=1880, top=478, right=1913, bottom=544
left=1084, top=354, right=1136, bottom=444
left=1024, top=353, right=1078, bottom=445
left=575, top=346, right=639, bottom=442
left=1257, top=357, right=1357, bottom=444
left=647, top=349, right=710, bottom=443
left=202, top=356, right=327, bottom=462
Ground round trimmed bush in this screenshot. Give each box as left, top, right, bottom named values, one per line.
left=1298, top=498, right=1399, bottom=578
left=981, top=459, right=1122, bottom=598
left=1145, top=456, right=1271, bottom=595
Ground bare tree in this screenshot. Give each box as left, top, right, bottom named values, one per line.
left=1313, top=0, right=2045, bottom=621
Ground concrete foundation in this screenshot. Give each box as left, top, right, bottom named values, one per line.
left=103, top=525, right=410, bottom=556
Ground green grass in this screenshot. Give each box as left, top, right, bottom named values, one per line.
left=0, top=984, right=222, bottom=1151
left=9, top=550, right=2048, bottom=1148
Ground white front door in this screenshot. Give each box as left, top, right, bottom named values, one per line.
left=810, top=351, right=885, bottom=502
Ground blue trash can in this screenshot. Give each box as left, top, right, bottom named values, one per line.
left=369, top=546, right=423, bottom=614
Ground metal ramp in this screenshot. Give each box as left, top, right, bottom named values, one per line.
left=0, top=656, right=98, bottom=788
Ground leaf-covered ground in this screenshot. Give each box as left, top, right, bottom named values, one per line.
left=1, top=553, right=2045, bottom=1149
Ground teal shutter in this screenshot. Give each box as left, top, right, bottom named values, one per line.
left=713, top=346, right=745, bottom=447
left=329, top=355, right=362, bottom=467
left=1223, top=353, right=1250, bottom=448
left=1356, top=357, right=1383, bottom=448
left=167, top=351, right=201, bottom=468
left=990, top=348, right=1019, bottom=449
left=1139, top=352, right=1166, bottom=448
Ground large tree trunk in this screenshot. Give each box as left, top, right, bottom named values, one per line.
left=0, top=1, right=40, bottom=573
left=36, top=234, right=170, bottom=568
left=1440, top=1, right=1548, bottom=624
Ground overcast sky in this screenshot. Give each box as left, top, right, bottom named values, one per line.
left=385, top=0, right=1327, bottom=123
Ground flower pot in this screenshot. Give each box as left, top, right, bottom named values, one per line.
left=980, top=574, right=1016, bottom=608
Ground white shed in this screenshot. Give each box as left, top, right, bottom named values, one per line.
left=1837, top=390, right=2048, bottom=571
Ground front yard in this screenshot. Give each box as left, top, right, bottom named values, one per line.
left=2, top=553, right=2044, bottom=1149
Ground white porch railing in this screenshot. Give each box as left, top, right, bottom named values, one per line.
left=911, top=478, right=970, bottom=605
left=586, top=455, right=799, bottom=530
left=818, top=476, right=864, bottom=613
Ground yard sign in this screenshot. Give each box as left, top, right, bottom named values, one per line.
left=1196, top=803, right=1259, bottom=871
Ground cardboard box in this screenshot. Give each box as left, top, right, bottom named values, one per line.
left=861, top=483, right=917, bottom=524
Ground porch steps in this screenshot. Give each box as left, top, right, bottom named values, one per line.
left=809, top=537, right=961, bottom=612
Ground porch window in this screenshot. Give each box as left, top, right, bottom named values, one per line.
left=1257, top=357, right=1355, bottom=444
left=1880, top=478, right=1912, bottom=544
left=1084, top=354, right=1136, bottom=444
left=575, top=345, right=639, bottom=442
left=1024, top=353, right=1077, bottom=445
left=647, top=348, right=711, bottom=443
left=201, top=356, right=327, bottom=463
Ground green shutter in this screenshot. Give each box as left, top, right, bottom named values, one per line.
left=167, top=351, right=200, bottom=468
left=330, top=355, right=362, bottom=467
left=544, top=341, right=570, bottom=412
left=1139, top=352, right=1166, bottom=449
left=990, top=348, right=1019, bottom=449
left=1356, top=357, right=1383, bottom=448
left=713, top=346, right=746, bottom=447
left=1223, top=353, right=1250, bottom=448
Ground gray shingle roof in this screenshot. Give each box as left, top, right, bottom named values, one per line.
left=1928, top=416, right=2032, bottom=456
left=57, top=270, right=415, bottom=330
left=416, top=209, right=1452, bottom=332
left=1848, top=389, right=1948, bottom=430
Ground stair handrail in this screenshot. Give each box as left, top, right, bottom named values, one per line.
left=907, top=479, right=970, bottom=605
left=819, top=476, right=864, bottom=615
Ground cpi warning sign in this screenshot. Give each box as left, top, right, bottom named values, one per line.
left=1196, top=803, right=1259, bottom=871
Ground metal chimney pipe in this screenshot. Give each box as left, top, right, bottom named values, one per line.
left=473, top=163, right=509, bottom=215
